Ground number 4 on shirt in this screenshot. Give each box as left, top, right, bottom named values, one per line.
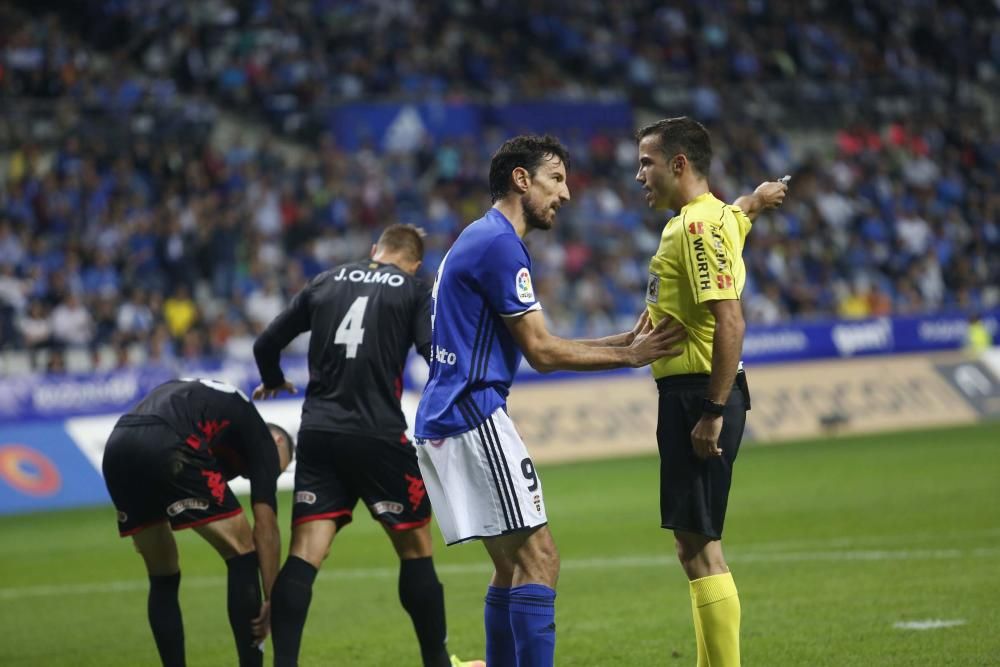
left=335, top=296, right=369, bottom=358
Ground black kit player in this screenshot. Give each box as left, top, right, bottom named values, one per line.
left=252, top=224, right=483, bottom=667
left=102, top=378, right=295, bottom=667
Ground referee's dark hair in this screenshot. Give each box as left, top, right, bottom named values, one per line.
left=267, top=423, right=296, bottom=462
left=489, top=134, right=571, bottom=203
left=635, top=116, right=713, bottom=178
left=376, top=224, right=426, bottom=263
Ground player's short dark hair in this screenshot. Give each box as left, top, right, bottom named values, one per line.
left=267, top=423, right=295, bottom=462
left=489, top=134, right=571, bottom=203
left=635, top=117, right=712, bottom=177
left=376, top=224, right=426, bottom=262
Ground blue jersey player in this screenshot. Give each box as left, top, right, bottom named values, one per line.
left=414, top=135, right=687, bottom=667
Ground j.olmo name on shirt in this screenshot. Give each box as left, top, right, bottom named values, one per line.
left=332, top=267, right=406, bottom=287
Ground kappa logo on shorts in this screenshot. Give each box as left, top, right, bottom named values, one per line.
left=166, top=498, right=210, bottom=517
left=371, top=501, right=404, bottom=515
left=295, top=491, right=317, bottom=505
left=515, top=267, right=535, bottom=303
left=117, top=511, right=128, bottom=523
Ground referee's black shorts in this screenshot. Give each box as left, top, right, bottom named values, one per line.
left=656, top=372, right=749, bottom=540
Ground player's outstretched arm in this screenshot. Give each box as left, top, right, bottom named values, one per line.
left=577, top=309, right=650, bottom=347
left=732, top=176, right=790, bottom=221
left=504, top=309, right=685, bottom=373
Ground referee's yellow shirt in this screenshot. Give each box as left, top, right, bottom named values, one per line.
left=645, top=191, right=751, bottom=379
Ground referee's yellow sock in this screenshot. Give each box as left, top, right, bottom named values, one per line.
left=691, top=592, right=708, bottom=666
left=689, top=572, right=741, bottom=666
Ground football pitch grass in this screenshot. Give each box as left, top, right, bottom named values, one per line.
left=1, top=423, right=998, bottom=666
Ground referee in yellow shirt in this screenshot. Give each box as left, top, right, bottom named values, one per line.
left=635, top=116, right=788, bottom=667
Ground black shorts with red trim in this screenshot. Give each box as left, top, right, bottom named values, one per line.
left=102, top=416, right=243, bottom=537
left=292, top=430, right=431, bottom=531
left=656, top=373, right=749, bottom=540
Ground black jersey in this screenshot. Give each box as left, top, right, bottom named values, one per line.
left=121, top=378, right=281, bottom=509
left=253, top=260, right=432, bottom=440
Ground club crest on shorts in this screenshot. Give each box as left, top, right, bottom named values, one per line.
left=295, top=491, right=317, bottom=505
left=166, top=498, right=210, bottom=516
left=371, top=500, right=404, bottom=515
left=515, top=267, right=535, bottom=303
left=117, top=510, right=128, bottom=523
left=533, top=494, right=542, bottom=512
left=646, top=273, right=660, bottom=304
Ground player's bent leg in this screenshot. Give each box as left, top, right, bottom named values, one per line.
left=270, top=520, right=337, bottom=667
left=484, top=526, right=559, bottom=667
left=383, top=524, right=451, bottom=667
left=675, top=531, right=740, bottom=667
left=132, top=523, right=185, bottom=667
left=192, top=515, right=263, bottom=667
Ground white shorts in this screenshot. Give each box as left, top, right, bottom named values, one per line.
left=416, top=407, right=547, bottom=545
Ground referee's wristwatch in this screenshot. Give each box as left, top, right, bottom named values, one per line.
left=701, top=398, right=726, bottom=417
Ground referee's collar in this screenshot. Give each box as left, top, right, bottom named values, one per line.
left=680, top=191, right=715, bottom=212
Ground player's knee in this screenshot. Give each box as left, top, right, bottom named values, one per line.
left=524, top=531, right=560, bottom=582
left=290, top=522, right=336, bottom=568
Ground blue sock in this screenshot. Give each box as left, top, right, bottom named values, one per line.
left=509, top=584, right=556, bottom=667
left=485, top=586, right=515, bottom=667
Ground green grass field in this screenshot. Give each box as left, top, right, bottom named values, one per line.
left=2, top=423, right=999, bottom=666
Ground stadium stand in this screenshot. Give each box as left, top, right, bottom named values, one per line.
left=1, top=0, right=997, bottom=374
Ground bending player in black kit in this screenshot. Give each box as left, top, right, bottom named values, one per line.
left=252, top=224, right=483, bottom=667
left=102, top=378, right=294, bottom=667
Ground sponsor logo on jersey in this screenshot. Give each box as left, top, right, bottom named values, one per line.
left=371, top=500, right=404, bottom=515
left=433, top=345, right=457, bottom=365
left=687, top=221, right=704, bottom=235
left=646, top=273, right=660, bottom=304
left=716, top=274, right=733, bottom=290
left=692, top=237, right=711, bottom=290
left=295, top=491, right=317, bottom=505
left=515, top=267, right=535, bottom=303
left=166, top=497, right=210, bottom=516
left=332, top=267, right=405, bottom=287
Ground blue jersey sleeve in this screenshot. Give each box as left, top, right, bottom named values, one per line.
left=476, top=233, right=541, bottom=317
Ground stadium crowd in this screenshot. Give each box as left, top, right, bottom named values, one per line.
left=0, top=1, right=997, bottom=373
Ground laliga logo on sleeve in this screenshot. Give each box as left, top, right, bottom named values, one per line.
left=515, top=268, right=535, bottom=303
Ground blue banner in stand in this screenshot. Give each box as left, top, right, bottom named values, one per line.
left=740, top=310, right=999, bottom=364
left=0, top=356, right=311, bottom=424
left=327, top=100, right=634, bottom=151
left=0, top=311, right=997, bottom=423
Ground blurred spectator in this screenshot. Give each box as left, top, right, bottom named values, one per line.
left=0, top=2, right=996, bottom=375
left=16, top=300, right=52, bottom=349
left=163, top=284, right=198, bottom=339
left=49, top=292, right=94, bottom=347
